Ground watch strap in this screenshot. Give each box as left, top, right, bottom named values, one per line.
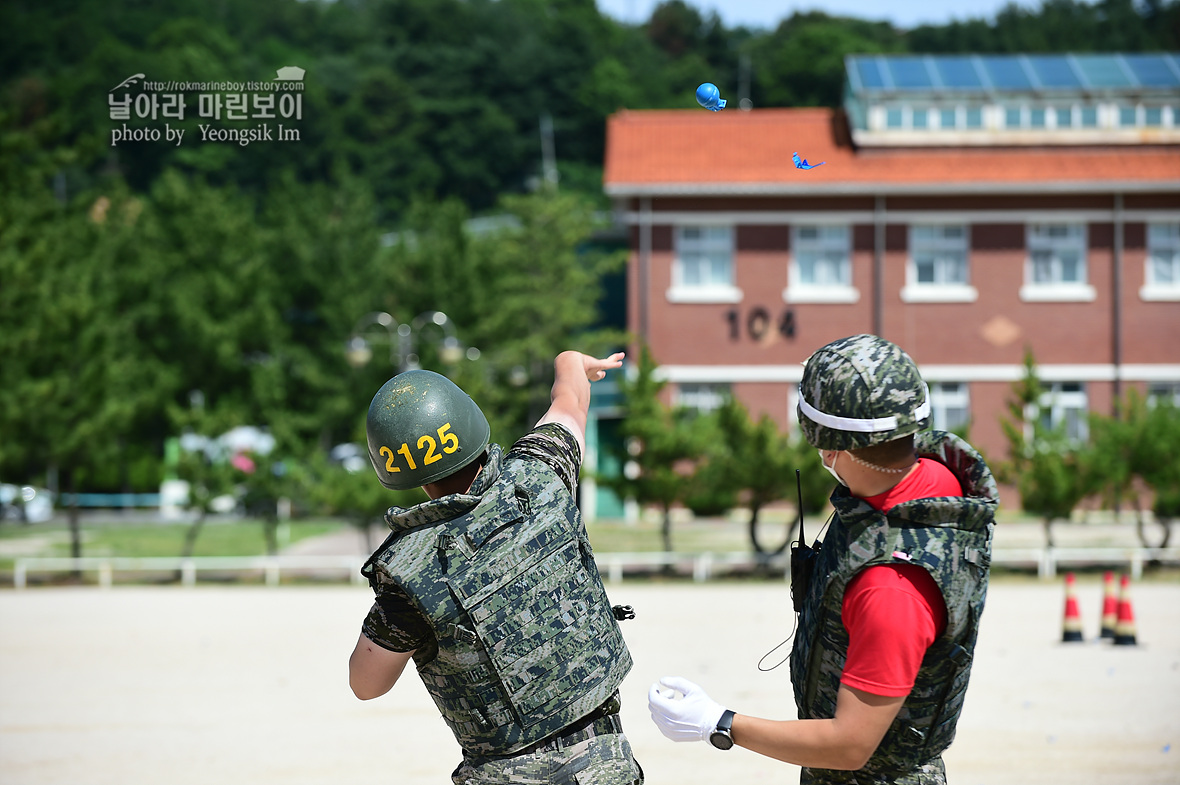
left=709, top=709, right=736, bottom=749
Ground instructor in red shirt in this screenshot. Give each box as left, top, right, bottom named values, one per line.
left=648, top=334, right=998, bottom=785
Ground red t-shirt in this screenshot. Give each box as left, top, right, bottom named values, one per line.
left=839, top=458, right=962, bottom=697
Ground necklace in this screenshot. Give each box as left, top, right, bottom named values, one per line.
left=844, top=451, right=918, bottom=475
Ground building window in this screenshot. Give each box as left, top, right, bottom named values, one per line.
left=668, top=225, right=740, bottom=303
left=1148, top=382, right=1180, bottom=408
left=886, top=106, right=904, bottom=128
left=1119, top=105, right=1137, bottom=127
left=930, top=382, right=971, bottom=432
left=939, top=107, right=956, bottom=129
left=965, top=107, right=983, bottom=128
left=1081, top=106, right=1099, bottom=127
left=786, top=225, right=858, bottom=303
left=902, top=224, right=978, bottom=303
left=1030, top=107, right=1047, bottom=128
left=1030, top=224, right=1085, bottom=283
left=1004, top=105, right=1022, bottom=128
left=676, top=383, right=730, bottom=414
left=1145, top=106, right=1163, bottom=126
left=1021, top=223, right=1095, bottom=302
left=1142, top=222, right=1180, bottom=301
left=1055, top=107, right=1073, bottom=128
left=1038, top=382, right=1088, bottom=442
left=913, top=107, right=929, bottom=129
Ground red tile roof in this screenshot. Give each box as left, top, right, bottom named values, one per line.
left=603, top=108, right=1180, bottom=195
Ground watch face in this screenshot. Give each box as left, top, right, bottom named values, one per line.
left=709, top=731, right=734, bottom=750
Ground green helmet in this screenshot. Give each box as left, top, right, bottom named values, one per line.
left=365, top=369, right=491, bottom=490
left=797, top=334, right=931, bottom=451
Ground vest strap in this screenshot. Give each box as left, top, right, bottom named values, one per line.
left=963, top=547, right=989, bottom=567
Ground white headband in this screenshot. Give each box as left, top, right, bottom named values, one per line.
left=799, top=382, right=930, bottom=433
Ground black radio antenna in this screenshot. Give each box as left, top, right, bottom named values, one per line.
left=795, top=469, right=804, bottom=544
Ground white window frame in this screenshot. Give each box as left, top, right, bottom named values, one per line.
left=675, top=382, right=731, bottom=414
left=902, top=224, right=977, bottom=303
left=1141, top=222, right=1180, bottom=302
left=1035, top=382, right=1089, bottom=442
left=785, top=224, right=859, bottom=304
left=1147, top=382, right=1180, bottom=408
left=929, top=382, right=971, bottom=433
left=667, top=225, right=741, bottom=303
left=1020, top=223, right=1096, bottom=302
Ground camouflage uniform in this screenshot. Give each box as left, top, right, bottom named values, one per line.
left=790, top=430, right=998, bottom=785
left=361, top=424, right=641, bottom=785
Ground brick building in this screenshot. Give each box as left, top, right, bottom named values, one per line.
left=599, top=53, right=1180, bottom=505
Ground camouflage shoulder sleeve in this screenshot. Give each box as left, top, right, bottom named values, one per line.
left=361, top=585, right=434, bottom=653
left=507, top=423, right=581, bottom=495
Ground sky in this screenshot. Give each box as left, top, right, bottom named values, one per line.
left=596, top=0, right=1045, bottom=30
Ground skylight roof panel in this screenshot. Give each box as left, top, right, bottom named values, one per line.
left=932, top=56, right=985, bottom=90
left=852, top=56, right=888, bottom=90
left=980, top=56, right=1033, bottom=89
left=1074, top=54, right=1135, bottom=88
left=1027, top=55, right=1082, bottom=89
left=1122, top=54, right=1180, bottom=87
left=889, top=57, right=935, bottom=89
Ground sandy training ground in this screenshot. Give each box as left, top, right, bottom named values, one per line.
left=1, top=579, right=1177, bottom=784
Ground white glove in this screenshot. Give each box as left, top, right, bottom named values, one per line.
left=647, top=676, right=727, bottom=743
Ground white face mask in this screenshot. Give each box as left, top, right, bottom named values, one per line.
left=819, top=450, right=848, bottom=487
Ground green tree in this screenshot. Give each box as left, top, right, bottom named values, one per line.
left=752, top=12, right=901, bottom=108
left=237, top=449, right=300, bottom=556
left=599, top=346, right=709, bottom=553
left=1091, top=390, right=1180, bottom=548
left=998, top=350, right=1088, bottom=547
left=693, top=401, right=788, bottom=554
left=300, top=453, right=426, bottom=553
left=174, top=445, right=238, bottom=561
left=0, top=174, right=163, bottom=562
left=383, top=191, right=625, bottom=447
left=1083, top=394, right=1140, bottom=528
left=702, top=398, right=825, bottom=556
left=1138, top=397, right=1180, bottom=548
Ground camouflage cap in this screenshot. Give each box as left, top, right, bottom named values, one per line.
left=797, top=334, right=931, bottom=450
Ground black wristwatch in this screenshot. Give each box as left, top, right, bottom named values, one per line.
left=708, top=709, right=736, bottom=750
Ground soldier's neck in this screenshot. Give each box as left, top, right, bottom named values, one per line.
left=422, top=455, right=487, bottom=499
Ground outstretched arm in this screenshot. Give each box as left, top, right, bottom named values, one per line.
left=536, top=351, right=624, bottom=458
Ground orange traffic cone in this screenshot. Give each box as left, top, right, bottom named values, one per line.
left=1061, top=572, right=1084, bottom=643
left=1113, top=574, right=1138, bottom=646
left=1099, top=570, right=1118, bottom=639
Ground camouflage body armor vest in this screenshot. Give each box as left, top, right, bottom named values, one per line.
left=791, top=431, right=998, bottom=784
left=364, top=455, right=632, bottom=756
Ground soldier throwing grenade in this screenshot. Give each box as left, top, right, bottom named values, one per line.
left=349, top=351, right=642, bottom=784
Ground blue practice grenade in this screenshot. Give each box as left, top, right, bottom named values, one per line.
left=695, top=82, right=726, bottom=111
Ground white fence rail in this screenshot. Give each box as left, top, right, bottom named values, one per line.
left=990, top=546, right=1180, bottom=579
left=9, top=546, right=1180, bottom=589
left=11, top=555, right=368, bottom=590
